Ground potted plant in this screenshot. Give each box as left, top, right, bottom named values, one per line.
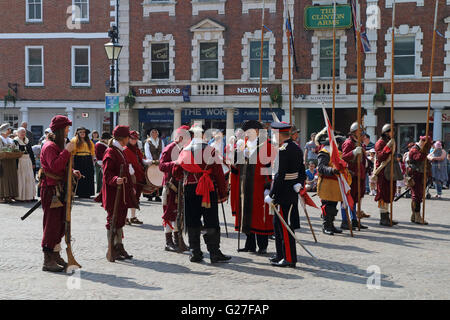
left=373, top=86, right=386, bottom=105
left=3, top=89, right=16, bottom=107
left=124, top=89, right=136, bottom=108
left=270, top=87, right=283, bottom=108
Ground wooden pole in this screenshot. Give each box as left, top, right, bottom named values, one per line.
left=288, top=17, right=293, bottom=125
left=356, top=0, right=362, bottom=230
left=332, top=0, right=337, bottom=129
left=258, top=0, right=266, bottom=122
left=389, top=1, right=396, bottom=226
left=422, top=0, right=439, bottom=224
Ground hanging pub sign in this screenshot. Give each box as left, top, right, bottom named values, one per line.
left=304, top=5, right=353, bottom=30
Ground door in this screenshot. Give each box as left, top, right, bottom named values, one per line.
left=398, top=124, right=417, bottom=153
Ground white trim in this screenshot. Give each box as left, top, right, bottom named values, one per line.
left=241, top=30, right=276, bottom=81
left=26, top=0, right=43, bottom=23
left=143, top=33, right=175, bottom=82
left=143, top=0, right=176, bottom=17
left=191, top=0, right=226, bottom=16
left=72, top=0, right=90, bottom=23
left=0, top=33, right=108, bottom=39
left=71, top=46, right=91, bottom=87
left=384, top=25, right=423, bottom=79
left=25, top=46, right=44, bottom=87
left=385, top=0, right=424, bottom=8
left=241, top=0, right=276, bottom=14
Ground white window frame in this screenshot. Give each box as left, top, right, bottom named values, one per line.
left=143, top=33, right=175, bottom=82
left=384, top=25, right=423, bottom=79
left=143, top=0, right=176, bottom=17
left=191, top=0, right=226, bottom=16
left=25, top=46, right=44, bottom=87
left=319, top=38, right=340, bottom=80
left=199, top=42, right=219, bottom=80
left=241, top=0, right=276, bottom=14
left=26, top=0, right=43, bottom=23
left=71, top=46, right=91, bottom=87
left=385, top=0, right=424, bottom=8
left=72, top=0, right=89, bottom=23
left=241, top=30, right=275, bottom=81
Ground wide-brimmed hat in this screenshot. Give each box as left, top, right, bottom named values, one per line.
left=242, top=120, right=263, bottom=132
left=0, top=123, right=10, bottom=134
left=76, top=127, right=91, bottom=135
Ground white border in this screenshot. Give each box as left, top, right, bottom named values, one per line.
left=241, top=30, right=275, bottom=81
left=143, top=33, right=175, bottom=82
left=191, top=0, right=226, bottom=16
left=26, top=0, right=43, bottom=23
left=25, top=46, right=44, bottom=87
left=72, top=0, right=90, bottom=23
left=71, top=46, right=91, bottom=87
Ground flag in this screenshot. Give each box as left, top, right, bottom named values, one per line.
left=351, top=0, right=371, bottom=53
left=285, top=11, right=299, bottom=72
left=360, top=29, right=371, bottom=53
left=299, top=188, right=318, bottom=209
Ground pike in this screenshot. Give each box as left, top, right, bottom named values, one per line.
left=388, top=0, right=396, bottom=227
left=270, top=203, right=317, bottom=260
left=258, top=0, right=266, bottom=122
left=355, top=0, right=362, bottom=231
left=176, top=179, right=188, bottom=252
left=298, top=194, right=318, bottom=243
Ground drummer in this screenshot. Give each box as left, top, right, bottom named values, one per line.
left=123, top=130, right=152, bottom=225
left=144, top=129, right=165, bottom=202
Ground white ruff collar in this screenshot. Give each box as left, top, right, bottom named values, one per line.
left=112, top=139, right=124, bottom=151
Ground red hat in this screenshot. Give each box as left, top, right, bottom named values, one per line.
left=113, top=125, right=131, bottom=139
left=129, top=130, right=139, bottom=139
left=50, top=115, right=72, bottom=132
left=176, top=125, right=190, bottom=135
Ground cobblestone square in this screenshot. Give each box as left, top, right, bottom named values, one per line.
left=1, top=190, right=449, bottom=300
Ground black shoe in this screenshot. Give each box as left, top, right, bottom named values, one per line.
left=256, top=248, right=267, bottom=255
left=154, top=196, right=162, bottom=202
left=340, top=221, right=355, bottom=231
left=322, top=226, right=334, bottom=235
left=352, top=220, right=368, bottom=230
left=269, top=255, right=282, bottom=263
left=331, top=226, right=342, bottom=234
left=269, top=235, right=276, bottom=240
left=210, top=251, right=232, bottom=263
left=237, top=247, right=256, bottom=253
left=271, top=258, right=296, bottom=268
left=190, top=252, right=203, bottom=263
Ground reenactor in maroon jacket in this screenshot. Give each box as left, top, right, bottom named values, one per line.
left=407, top=136, right=432, bottom=225
left=40, top=115, right=81, bottom=272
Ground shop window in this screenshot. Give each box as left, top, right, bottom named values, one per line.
left=394, top=37, right=415, bottom=76
left=26, top=46, right=44, bottom=86
left=4, top=114, right=19, bottom=129
left=72, top=46, right=90, bottom=86
left=200, top=42, right=218, bottom=79
left=151, top=43, right=170, bottom=80
left=320, top=39, right=340, bottom=79
left=249, top=41, right=269, bottom=79
left=26, top=0, right=42, bottom=22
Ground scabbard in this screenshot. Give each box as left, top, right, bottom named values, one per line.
left=21, top=200, right=42, bottom=221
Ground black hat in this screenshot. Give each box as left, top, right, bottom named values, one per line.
left=101, top=131, right=112, bottom=140
left=291, top=125, right=300, bottom=133
left=270, top=121, right=292, bottom=132
left=242, top=120, right=263, bottom=132
left=76, top=127, right=91, bottom=135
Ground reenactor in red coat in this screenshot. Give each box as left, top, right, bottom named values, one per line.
left=407, top=136, right=432, bottom=225
left=374, top=124, right=398, bottom=226
left=95, top=125, right=136, bottom=261
left=40, top=115, right=81, bottom=272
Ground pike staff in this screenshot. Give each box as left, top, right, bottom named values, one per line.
left=332, top=0, right=337, bottom=129
left=388, top=0, right=396, bottom=226
left=422, top=0, right=439, bottom=225
left=258, top=0, right=266, bottom=122
left=355, top=0, right=362, bottom=230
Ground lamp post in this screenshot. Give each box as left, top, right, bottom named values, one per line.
left=104, top=26, right=122, bottom=132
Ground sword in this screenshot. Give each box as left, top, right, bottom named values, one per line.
left=394, top=188, right=410, bottom=202
left=20, top=200, right=42, bottom=221
left=270, top=203, right=317, bottom=260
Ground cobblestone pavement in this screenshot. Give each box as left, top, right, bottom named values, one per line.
left=1, top=190, right=449, bottom=300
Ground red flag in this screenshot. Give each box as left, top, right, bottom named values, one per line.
left=299, top=188, right=318, bottom=209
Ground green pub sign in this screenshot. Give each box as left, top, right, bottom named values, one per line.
left=304, top=5, right=353, bottom=30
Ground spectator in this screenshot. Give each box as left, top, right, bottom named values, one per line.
left=367, top=148, right=377, bottom=196
left=71, top=127, right=95, bottom=199
left=39, top=128, right=52, bottom=146
left=21, top=122, right=34, bottom=145
left=305, top=161, right=318, bottom=192
left=363, top=133, right=375, bottom=149
left=91, top=130, right=100, bottom=144
left=428, top=141, right=448, bottom=199
left=14, top=127, right=36, bottom=202
left=396, top=153, right=406, bottom=198
left=304, top=132, right=318, bottom=165
left=291, top=125, right=300, bottom=147
left=0, top=123, right=18, bottom=203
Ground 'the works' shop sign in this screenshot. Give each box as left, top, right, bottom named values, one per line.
left=304, top=5, right=353, bottom=30
left=133, top=86, right=187, bottom=96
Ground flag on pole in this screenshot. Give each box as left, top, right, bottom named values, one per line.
left=351, top=0, right=371, bottom=53
left=285, top=12, right=299, bottom=72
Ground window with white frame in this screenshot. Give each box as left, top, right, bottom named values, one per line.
left=3, top=114, right=19, bottom=129
left=394, top=37, right=415, bottom=76
left=71, top=46, right=90, bottom=86
left=192, top=0, right=226, bottom=15
left=151, top=43, right=170, bottom=79
left=199, top=42, right=219, bottom=79
left=26, top=0, right=42, bottom=22
left=73, top=0, right=89, bottom=22
left=25, top=46, right=44, bottom=86
left=249, top=41, right=269, bottom=79
left=320, top=39, right=340, bottom=79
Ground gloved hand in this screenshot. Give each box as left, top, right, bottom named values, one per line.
left=353, top=146, right=363, bottom=157
left=264, top=189, right=270, bottom=197
left=293, top=183, right=302, bottom=193
left=128, top=164, right=135, bottom=176
left=386, top=139, right=395, bottom=149
left=264, top=194, right=273, bottom=205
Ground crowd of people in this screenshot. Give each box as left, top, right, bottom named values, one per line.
left=1, top=115, right=449, bottom=272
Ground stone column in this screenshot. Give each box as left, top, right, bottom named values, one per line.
left=171, top=106, right=182, bottom=132
left=20, top=107, right=29, bottom=125
left=66, top=107, right=74, bottom=138
left=365, top=104, right=378, bottom=142
left=223, top=106, right=235, bottom=146
left=433, top=105, right=444, bottom=141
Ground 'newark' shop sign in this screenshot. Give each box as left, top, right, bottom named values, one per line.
left=304, top=5, right=353, bottom=30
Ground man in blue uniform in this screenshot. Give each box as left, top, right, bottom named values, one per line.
left=265, top=122, right=306, bottom=268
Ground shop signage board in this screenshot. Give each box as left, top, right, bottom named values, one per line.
left=105, top=93, right=120, bottom=113
left=304, top=5, right=353, bottom=30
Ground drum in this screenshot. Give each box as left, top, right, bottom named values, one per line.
left=143, top=165, right=164, bottom=194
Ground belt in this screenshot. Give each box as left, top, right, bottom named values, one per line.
left=284, top=172, right=298, bottom=181
left=75, top=153, right=92, bottom=156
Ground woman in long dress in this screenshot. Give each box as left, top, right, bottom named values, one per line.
left=429, top=141, right=448, bottom=199
left=71, top=127, right=95, bottom=198
left=14, top=127, right=36, bottom=201
left=0, top=123, right=18, bottom=203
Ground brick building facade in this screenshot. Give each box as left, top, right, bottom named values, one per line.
left=117, top=0, right=450, bottom=151
left=0, top=0, right=116, bottom=141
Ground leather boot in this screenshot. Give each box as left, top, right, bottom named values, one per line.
left=330, top=216, right=342, bottom=234
left=116, top=243, right=133, bottom=259
left=204, top=228, right=231, bottom=263
left=322, top=215, right=334, bottom=235
left=410, top=201, right=416, bottom=223
left=174, top=231, right=189, bottom=252
left=106, top=230, right=125, bottom=261
left=352, top=219, right=368, bottom=230
left=414, top=211, right=428, bottom=225
left=187, top=227, right=203, bottom=262
left=380, top=212, right=391, bottom=226
left=42, top=250, right=64, bottom=272
left=165, top=232, right=177, bottom=252
left=53, top=244, right=67, bottom=268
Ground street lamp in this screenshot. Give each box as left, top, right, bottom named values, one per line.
left=104, top=26, right=122, bottom=131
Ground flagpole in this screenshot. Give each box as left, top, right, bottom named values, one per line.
left=356, top=0, right=362, bottom=230
left=287, top=6, right=293, bottom=124
left=389, top=1, right=396, bottom=226
left=332, top=0, right=337, bottom=129
left=258, top=0, right=266, bottom=122
left=422, top=0, right=439, bottom=225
